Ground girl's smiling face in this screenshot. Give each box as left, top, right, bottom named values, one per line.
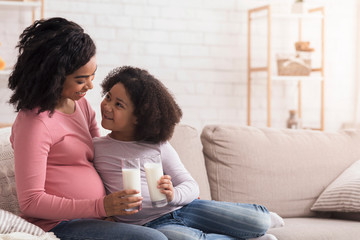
left=101, top=83, right=137, bottom=141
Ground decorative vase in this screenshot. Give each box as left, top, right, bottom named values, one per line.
left=287, top=110, right=301, bottom=129
left=0, top=56, right=5, bottom=70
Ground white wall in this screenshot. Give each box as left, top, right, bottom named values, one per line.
left=0, top=0, right=358, bottom=133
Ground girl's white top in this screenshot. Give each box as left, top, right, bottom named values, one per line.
left=93, top=135, right=200, bottom=225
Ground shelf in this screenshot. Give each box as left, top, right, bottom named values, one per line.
left=271, top=75, right=323, bottom=82
left=250, top=13, right=324, bottom=21
left=250, top=75, right=324, bottom=83
left=0, top=123, right=12, bottom=128
left=0, top=70, right=11, bottom=76
left=0, top=0, right=41, bottom=7
left=273, top=13, right=323, bottom=19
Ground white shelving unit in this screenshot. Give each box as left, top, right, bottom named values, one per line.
left=0, top=0, right=44, bottom=22
left=0, top=0, right=44, bottom=125
left=247, top=5, right=325, bottom=130
left=0, top=0, right=44, bottom=78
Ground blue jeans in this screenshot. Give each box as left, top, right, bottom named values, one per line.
left=50, top=218, right=167, bottom=240
left=143, top=199, right=270, bottom=240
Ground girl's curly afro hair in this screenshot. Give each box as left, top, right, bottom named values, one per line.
left=101, top=66, right=182, bottom=143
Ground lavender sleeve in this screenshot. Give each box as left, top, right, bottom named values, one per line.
left=161, top=142, right=199, bottom=206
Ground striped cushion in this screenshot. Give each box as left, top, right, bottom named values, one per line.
left=311, top=159, right=360, bottom=212
left=0, top=209, right=44, bottom=235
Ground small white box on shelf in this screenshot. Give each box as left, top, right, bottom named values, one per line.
left=291, top=1, right=307, bottom=14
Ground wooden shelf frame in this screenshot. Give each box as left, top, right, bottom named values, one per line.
left=247, top=5, right=325, bottom=130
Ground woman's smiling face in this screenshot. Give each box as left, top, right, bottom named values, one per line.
left=61, top=56, right=97, bottom=101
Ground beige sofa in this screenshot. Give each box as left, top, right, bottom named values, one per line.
left=1, top=125, right=360, bottom=239
left=170, top=125, right=360, bottom=240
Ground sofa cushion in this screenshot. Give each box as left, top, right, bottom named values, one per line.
left=201, top=125, right=360, bottom=217
left=0, top=127, right=20, bottom=215
left=0, top=209, right=60, bottom=239
left=311, top=159, right=360, bottom=212
left=169, top=125, right=211, bottom=200
left=268, top=218, right=360, bottom=240
left=0, top=209, right=44, bottom=235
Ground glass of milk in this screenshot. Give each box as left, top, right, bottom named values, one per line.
left=121, top=157, right=141, bottom=211
left=144, top=155, right=168, bottom=207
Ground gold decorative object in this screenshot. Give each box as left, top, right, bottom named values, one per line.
left=0, top=42, right=5, bottom=70
left=295, top=41, right=315, bottom=52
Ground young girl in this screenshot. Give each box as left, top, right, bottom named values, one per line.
left=93, top=66, right=282, bottom=240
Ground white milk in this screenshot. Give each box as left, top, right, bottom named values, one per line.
left=122, top=168, right=141, bottom=196
left=144, top=162, right=167, bottom=203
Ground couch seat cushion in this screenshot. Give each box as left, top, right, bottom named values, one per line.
left=268, top=218, right=360, bottom=240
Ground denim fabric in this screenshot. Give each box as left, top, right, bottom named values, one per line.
left=144, top=199, right=270, bottom=240
left=50, top=218, right=167, bottom=240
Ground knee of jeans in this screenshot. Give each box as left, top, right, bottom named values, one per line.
left=148, top=229, right=168, bottom=240
left=156, top=225, right=201, bottom=240
left=253, top=210, right=271, bottom=234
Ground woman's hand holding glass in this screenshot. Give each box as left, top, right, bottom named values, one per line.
left=103, top=190, right=143, bottom=216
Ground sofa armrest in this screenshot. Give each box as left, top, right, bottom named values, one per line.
left=0, top=127, right=20, bottom=215
left=169, top=124, right=212, bottom=200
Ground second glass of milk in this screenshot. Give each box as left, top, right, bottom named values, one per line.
left=144, top=155, right=168, bottom=207
left=121, top=157, right=141, bottom=211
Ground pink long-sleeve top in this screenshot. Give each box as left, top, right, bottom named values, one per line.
left=10, top=98, right=106, bottom=231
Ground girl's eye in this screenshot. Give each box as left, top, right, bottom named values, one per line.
left=105, top=94, right=110, bottom=101
left=116, top=102, right=124, bottom=108
left=77, top=81, right=84, bottom=85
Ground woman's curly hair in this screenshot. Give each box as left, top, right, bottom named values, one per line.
left=8, top=17, right=96, bottom=113
left=101, top=66, right=182, bottom=144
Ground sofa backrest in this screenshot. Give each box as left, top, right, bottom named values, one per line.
left=201, top=125, right=360, bottom=218
left=169, top=125, right=212, bottom=200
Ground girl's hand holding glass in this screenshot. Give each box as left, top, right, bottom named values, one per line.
left=104, top=190, right=143, bottom=216
left=158, top=175, right=174, bottom=202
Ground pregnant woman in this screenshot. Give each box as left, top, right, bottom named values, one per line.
left=8, top=17, right=166, bottom=240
